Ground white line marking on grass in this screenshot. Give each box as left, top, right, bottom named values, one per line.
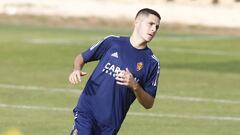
left=28, top=39, right=83, bottom=45
left=0, top=103, right=70, bottom=112
left=0, top=83, right=80, bottom=93
left=1, top=83, right=240, bottom=104
left=128, top=112, right=240, bottom=121
left=157, top=35, right=240, bottom=41
left=156, top=95, right=240, bottom=104
left=154, top=47, right=240, bottom=56
left=29, top=35, right=239, bottom=45
left=1, top=103, right=240, bottom=122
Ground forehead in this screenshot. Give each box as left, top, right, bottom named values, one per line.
left=144, top=14, right=160, bottom=25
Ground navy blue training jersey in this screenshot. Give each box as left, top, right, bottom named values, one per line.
left=75, top=35, right=160, bottom=130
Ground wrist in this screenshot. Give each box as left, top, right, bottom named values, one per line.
left=131, top=81, right=139, bottom=92
left=73, top=65, right=82, bottom=71
left=73, top=68, right=80, bottom=71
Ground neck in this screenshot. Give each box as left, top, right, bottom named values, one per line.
left=130, top=34, right=147, bottom=49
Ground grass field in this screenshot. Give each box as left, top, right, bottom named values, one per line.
left=0, top=22, right=240, bottom=135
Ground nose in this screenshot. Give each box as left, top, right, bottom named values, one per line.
left=151, top=25, right=157, bottom=33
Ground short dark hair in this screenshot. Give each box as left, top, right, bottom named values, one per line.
left=135, top=8, right=161, bottom=20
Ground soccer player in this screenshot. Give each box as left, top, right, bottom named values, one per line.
left=69, top=8, right=161, bottom=135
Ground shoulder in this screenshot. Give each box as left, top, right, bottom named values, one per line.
left=145, top=49, right=160, bottom=66
left=145, top=50, right=160, bottom=74
left=104, top=35, right=130, bottom=43
left=151, top=54, right=160, bottom=64
left=103, top=35, right=121, bottom=41
left=102, top=35, right=129, bottom=49
left=88, top=35, right=121, bottom=51
left=150, top=54, right=160, bottom=71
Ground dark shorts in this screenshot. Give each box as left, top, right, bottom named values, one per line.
left=70, top=111, right=118, bottom=135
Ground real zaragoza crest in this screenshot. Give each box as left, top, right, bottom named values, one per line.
left=136, top=62, right=143, bottom=71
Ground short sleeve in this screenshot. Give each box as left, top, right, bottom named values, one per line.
left=143, top=58, right=160, bottom=98
left=82, top=36, right=112, bottom=63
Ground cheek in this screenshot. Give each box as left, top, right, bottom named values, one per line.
left=137, top=25, right=143, bottom=35
left=138, top=24, right=147, bottom=34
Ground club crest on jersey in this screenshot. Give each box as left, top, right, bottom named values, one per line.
left=136, top=62, right=143, bottom=71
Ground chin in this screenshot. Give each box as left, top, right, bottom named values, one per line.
left=144, top=36, right=154, bottom=42
left=145, top=38, right=152, bottom=42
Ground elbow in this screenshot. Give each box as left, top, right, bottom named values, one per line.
left=144, top=97, right=154, bottom=109
left=144, top=106, right=152, bottom=109
left=143, top=103, right=153, bottom=109
left=138, top=92, right=155, bottom=109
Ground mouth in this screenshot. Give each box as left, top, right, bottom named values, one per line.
left=147, top=33, right=153, bottom=38
left=147, top=33, right=153, bottom=37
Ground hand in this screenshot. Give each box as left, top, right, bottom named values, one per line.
left=69, top=70, right=87, bottom=84
left=115, top=68, right=136, bottom=89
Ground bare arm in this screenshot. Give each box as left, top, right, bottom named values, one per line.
left=115, top=68, right=154, bottom=109
left=130, top=81, right=154, bottom=109
left=69, top=54, right=87, bottom=84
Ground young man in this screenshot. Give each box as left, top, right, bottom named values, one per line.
left=69, top=8, right=161, bottom=135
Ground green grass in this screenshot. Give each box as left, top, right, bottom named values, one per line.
left=0, top=23, right=240, bottom=135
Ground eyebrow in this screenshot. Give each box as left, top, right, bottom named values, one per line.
left=149, top=21, right=159, bottom=26
left=149, top=21, right=160, bottom=30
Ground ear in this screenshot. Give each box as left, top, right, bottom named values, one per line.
left=134, top=18, right=139, bottom=26
left=135, top=14, right=146, bottom=25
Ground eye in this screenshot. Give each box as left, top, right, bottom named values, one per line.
left=149, top=22, right=154, bottom=26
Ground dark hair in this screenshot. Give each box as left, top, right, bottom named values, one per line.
left=135, top=8, right=161, bottom=20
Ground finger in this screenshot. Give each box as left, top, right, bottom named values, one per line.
left=117, top=72, right=126, bottom=79
left=115, top=76, right=124, bottom=82
left=72, top=77, right=76, bottom=84
left=116, top=81, right=127, bottom=86
left=76, top=72, right=81, bottom=82
left=126, top=68, right=133, bottom=78
left=116, top=70, right=125, bottom=78
left=115, top=74, right=124, bottom=79
left=73, top=74, right=79, bottom=84
left=69, top=75, right=72, bottom=83
left=125, top=68, right=132, bottom=76
left=70, top=75, right=75, bottom=84
left=69, top=73, right=75, bottom=84
left=125, top=68, right=130, bottom=73
left=80, top=71, right=87, bottom=76
left=119, top=70, right=125, bottom=75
